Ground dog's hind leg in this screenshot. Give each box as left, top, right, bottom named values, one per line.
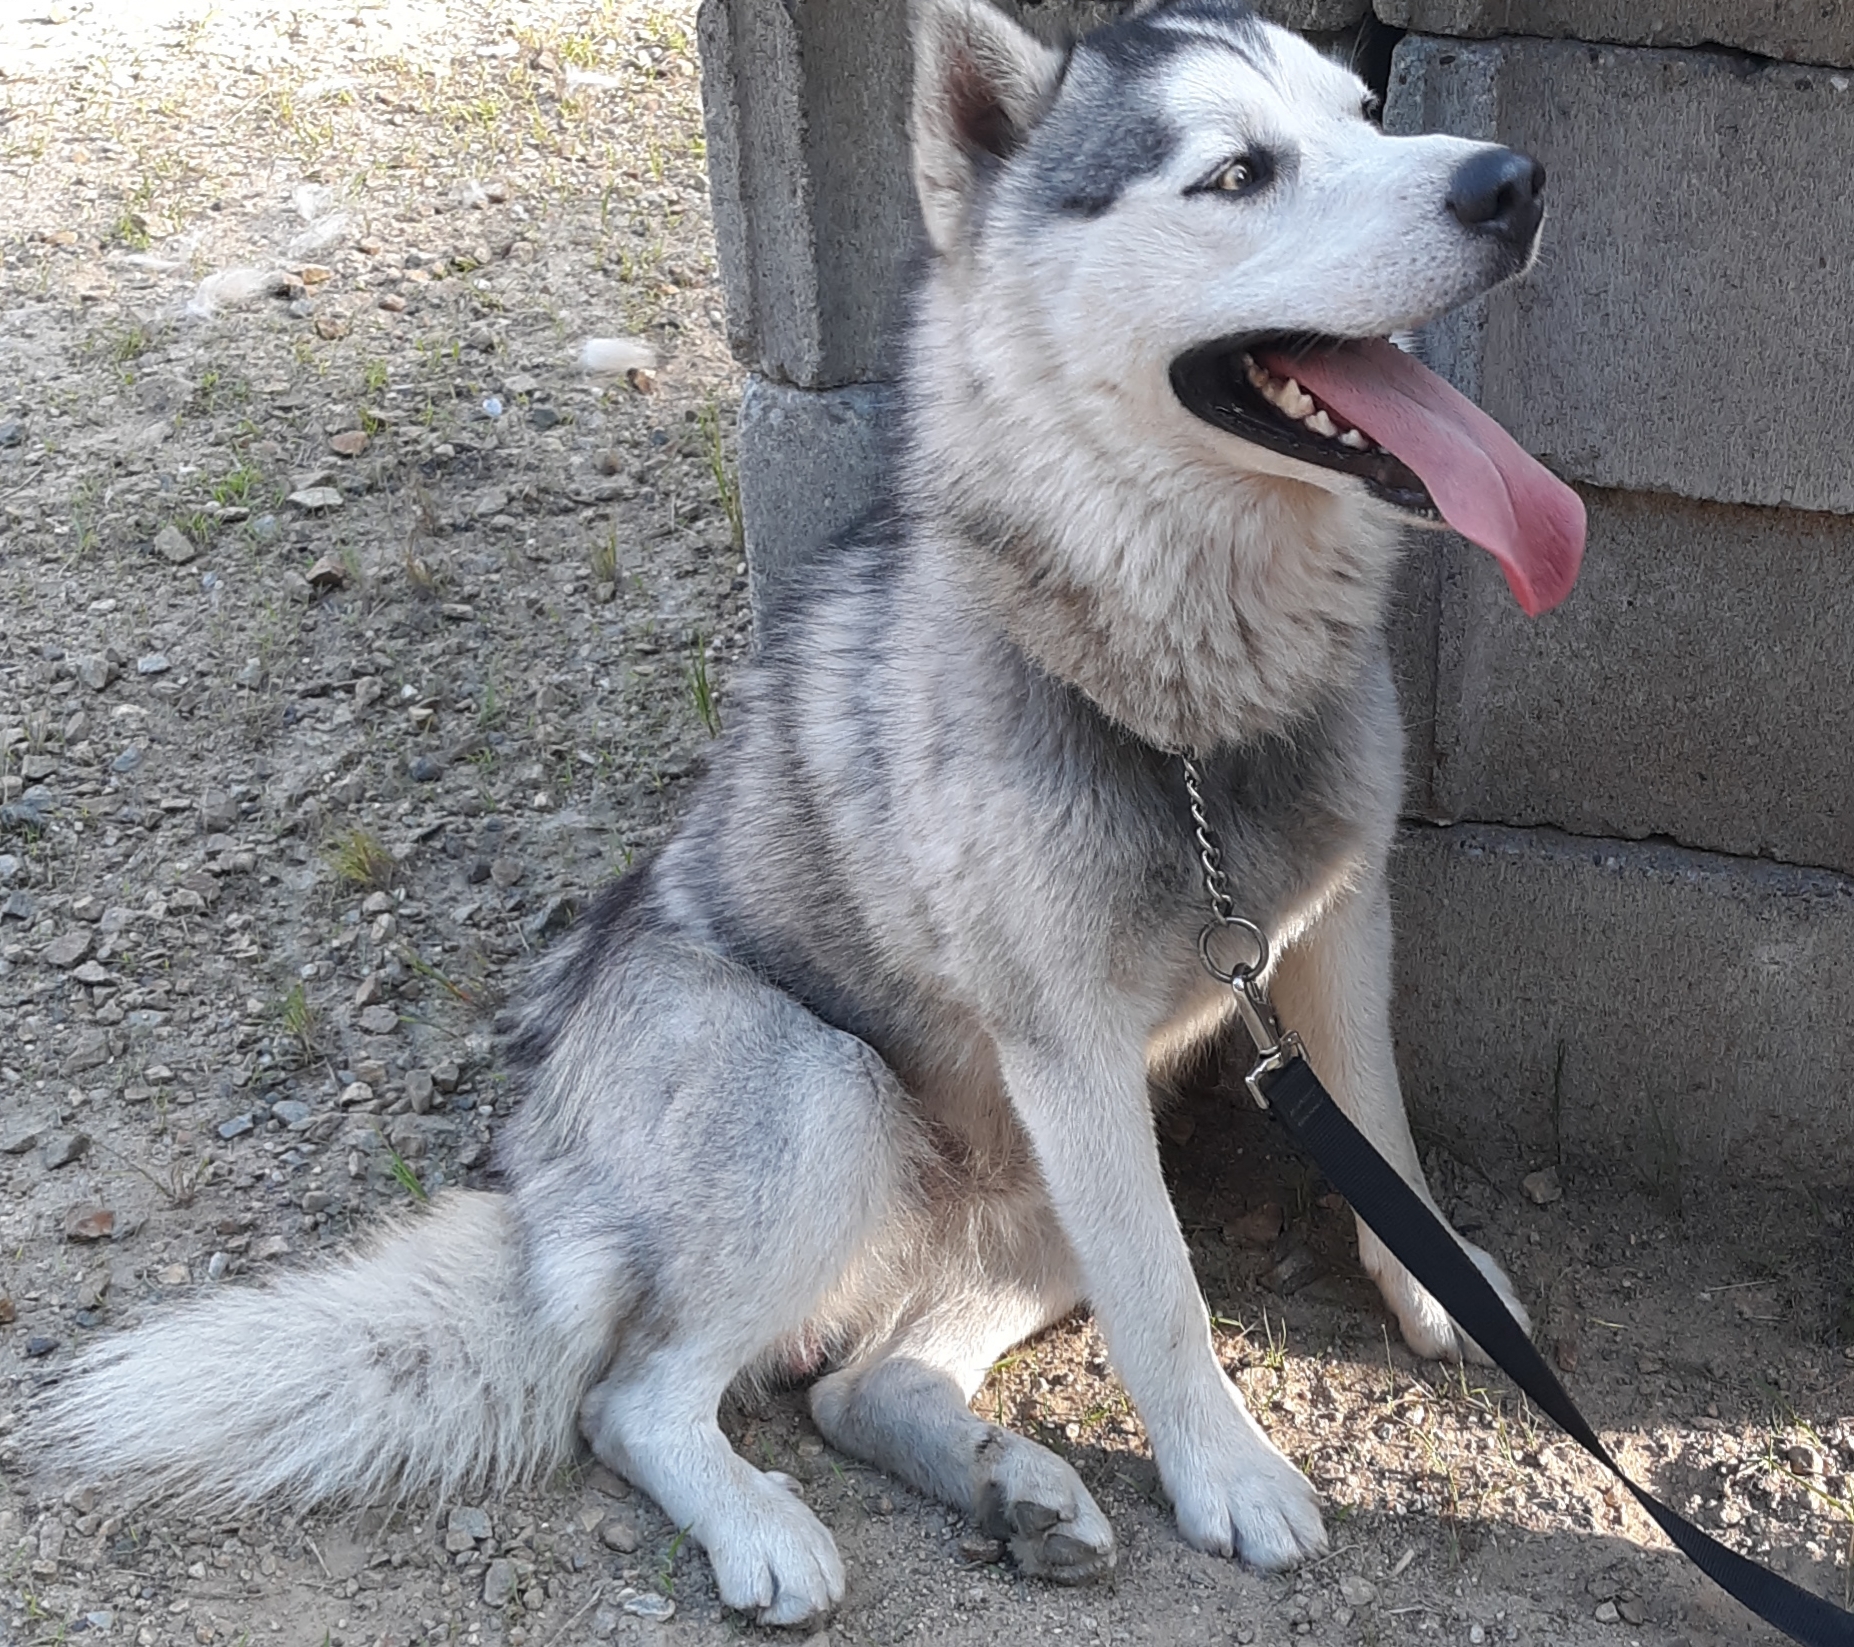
left=809, top=1195, right=1117, bottom=1583
left=514, top=943, right=920, bottom=1627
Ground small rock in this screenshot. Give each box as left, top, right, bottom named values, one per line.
left=43, top=1131, right=91, bottom=1169
left=25, top=1334, right=60, bottom=1357
left=956, top=1535, right=1003, bottom=1564
left=306, top=554, right=348, bottom=590
left=1785, top=1444, right=1818, bottom=1475
left=110, top=746, right=143, bottom=773
left=330, top=430, right=369, bottom=457
left=525, top=895, right=577, bottom=942
left=405, top=1069, right=435, bottom=1114
left=44, top=929, right=93, bottom=968
left=71, top=960, right=110, bottom=986
left=1338, top=1576, right=1376, bottom=1608
left=1593, top=1601, right=1620, bottom=1624
left=63, top=1204, right=115, bottom=1241
left=482, top=1558, right=518, bottom=1607
left=289, top=486, right=344, bottom=512
left=1261, top=1239, right=1320, bottom=1296
left=217, top=1113, right=254, bottom=1141
left=489, top=856, right=524, bottom=888
left=75, top=654, right=116, bottom=691
left=136, top=653, right=170, bottom=676
left=448, top=1504, right=493, bottom=1544
left=530, top=404, right=560, bottom=431
left=339, top=1080, right=376, bottom=1107
left=157, top=1263, right=189, bottom=1286
left=1521, top=1167, right=1562, bottom=1205
left=154, top=524, right=197, bottom=564
left=598, top=1518, right=639, bottom=1553
left=431, top=1059, right=462, bottom=1093
left=271, top=1099, right=313, bottom=1128
left=199, top=788, right=238, bottom=830
left=357, top=1005, right=398, bottom=1036
left=620, top=1594, right=675, bottom=1623
left=378, top=293, right=407, bottom=312
left=0, top=1296, right=14, bottom=1324
left=1, top=1126, right=42, bottom=1155
left=1468, top=1627, right=1485, bottom=1645
left=70, top=893, right=103, bottom=922
left=1616, top=1596, right=1645, bottom=1626
left=207, top=1251, right=231, bottom=1280
left=0, top=418, right=24, bottom=446
left=408, top=755, right=444, bottom=783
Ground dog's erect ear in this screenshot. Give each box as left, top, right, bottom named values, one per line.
left=909, top=0, right=1065, bottom=254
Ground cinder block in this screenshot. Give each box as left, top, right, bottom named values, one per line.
left=1425, top=489, right=1854, bottom=875
left=738, top=377, right=894, bottom=640
left=1387, top=36, right=1854, bottom=513
left=1375, top=0, right=1854, bottom=69
left=1390, top=823, right=1854, bottom=1186
left=698, top=0, right=916, bottom=388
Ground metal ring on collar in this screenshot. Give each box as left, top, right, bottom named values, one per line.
left=1197, top=914, right=1270, bottom=985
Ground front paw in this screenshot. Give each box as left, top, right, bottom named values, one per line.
left=1161, top=1396, right=1327, bottom=1570
left=1362, top=1223, right=1532, bottom=1364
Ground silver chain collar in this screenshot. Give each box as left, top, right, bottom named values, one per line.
left=1179, top=754, right=1303, bottom=1108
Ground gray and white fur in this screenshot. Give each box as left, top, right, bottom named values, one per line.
left=38, top=0, right=1542, bottom=1625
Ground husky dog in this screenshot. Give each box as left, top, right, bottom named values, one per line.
left=41, top=0, right=1584, bottom=1626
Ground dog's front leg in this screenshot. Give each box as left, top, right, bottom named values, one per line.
left=1269, top=871, right=1532, bottom=1362
left=996, top=1038, right=1326, bottom=1569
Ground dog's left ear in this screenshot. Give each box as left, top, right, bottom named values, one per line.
left=909, top=0, right=1065, bottom=255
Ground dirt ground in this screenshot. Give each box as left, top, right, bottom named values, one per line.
left=2, top=4, right=1851, bottom=1646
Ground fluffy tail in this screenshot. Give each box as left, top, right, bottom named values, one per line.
left=35, top=1191, right=609, bottom=1509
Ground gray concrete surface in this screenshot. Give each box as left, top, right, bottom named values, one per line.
left=1387, top=36, right=1854, bottom=515
left=1424, top=490, right=1854, bottom=875
left=1375, top=0, right=1854, bottom=68
left=738, top=376, right=894, bottom=638
left=1391, top=822, right=1854, bottom=1186
left=697, top=0, right=916, bottom=387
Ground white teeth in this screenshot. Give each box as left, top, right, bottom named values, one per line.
left=1278, top=377, right=1314, bottom=419
left=1338, top=427, right=1369, bottom=450
left=1304, top=409, right=1339, bottom=439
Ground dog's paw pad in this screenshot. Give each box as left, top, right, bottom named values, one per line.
left=976, top=1432, right=1117, bottom=1583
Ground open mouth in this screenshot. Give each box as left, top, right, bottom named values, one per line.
left=1167, top=330, right=1587, bottom=617
left=1169, top=334, right=1438, bottom=520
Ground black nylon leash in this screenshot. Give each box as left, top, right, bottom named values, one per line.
left=1175, top=756, right=1853, bottom=1645
left=1255, top=1050, right=1854, bottom=1647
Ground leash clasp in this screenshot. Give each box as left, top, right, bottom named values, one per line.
left=1197, top=915, right=1301, bottom=1110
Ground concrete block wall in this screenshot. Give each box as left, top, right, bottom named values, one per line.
left=697, top=0, right=1854, bottom=1185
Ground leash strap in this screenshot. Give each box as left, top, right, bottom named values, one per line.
left=1256, top=1052, right=1854, bottom=1647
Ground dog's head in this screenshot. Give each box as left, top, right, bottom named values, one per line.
left=908, top=0, right=1582, bottom=616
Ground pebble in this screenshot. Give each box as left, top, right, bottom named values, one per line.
left=63, top=1204, right=115, bottom=1241
left=330, top=430, right=369, bottom=457
left=1593, top=1600, right=1619, bottom=1623
left=75, top=654, right=115, bottom=690
left=25, top=1334, right=61, bottom=1357
left=956, top=1535, right=1003, bottom=1564
left=432, top=1059, right=462, bottom=1092
left=449, top=1504, right=493, bottom=1542
left=157, top=1264, right=189, bottom=1286
left=306, top=553, right=348, bottom=589
left=530, top=405, right=561, bottom=431
left=110, top=746, right=143, bottom=773
left=0, top=1296, right=14, bottom=1324
left=481, top=1558, right=518, bottom=1607
left=406, top=1069, right=435, bottom=1113
left=2, top=1126, right=42, bottom=1154
left=1785, top=1444, right=1818, bottom=1474
left=200, top=788, right=238, bottom=829
left=409, top=754, right=444, bottom=783
left=271, top=1099, right=313, bottom=1128
left=1522, top=1167, right=1563, bottom=1205
left=620, top=1594, right=675, bottom=1623
left=137, top=653, right=170, bottom=675
left=44, top=929, right=93, bottom=968
left=290, top=487, right=344, bottom=512
left=207, top=1252, right=231, bottom=1280
left=1338, top=1576, right=1376, bottom=1607
left=217, top=1113, right=255, bottom=1141
left=71, top=959, right=111, bottom=985
left=358, top=1005, right=399, bottom=1036
left=339, top=1080, right=376, bottom=1106
left=43, top=1131, right=91, bottom=1169
left=598, top=1517, right=639, bottom=1553
left=155, top=524, right=197, bottom=564
left=0, top=418, right=23, bottom=446
left=1224, top=1201, right=1284, bottom=1247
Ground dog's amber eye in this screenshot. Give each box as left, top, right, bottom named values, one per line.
left=1212, top=159, right=1254, bottom=192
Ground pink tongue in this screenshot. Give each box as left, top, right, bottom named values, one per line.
left=1258, top=338, right=1584, bottom=616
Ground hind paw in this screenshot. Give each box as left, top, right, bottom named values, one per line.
left=975, top=1429, right=1117, bottom=1583
left=1363, top=1222, right=1532, bottom=1365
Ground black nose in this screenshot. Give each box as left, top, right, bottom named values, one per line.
left=1446, top=146, right=1546, bottom=252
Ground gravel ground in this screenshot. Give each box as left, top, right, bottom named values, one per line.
left=2, top=5, right=1851, bottom=1646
